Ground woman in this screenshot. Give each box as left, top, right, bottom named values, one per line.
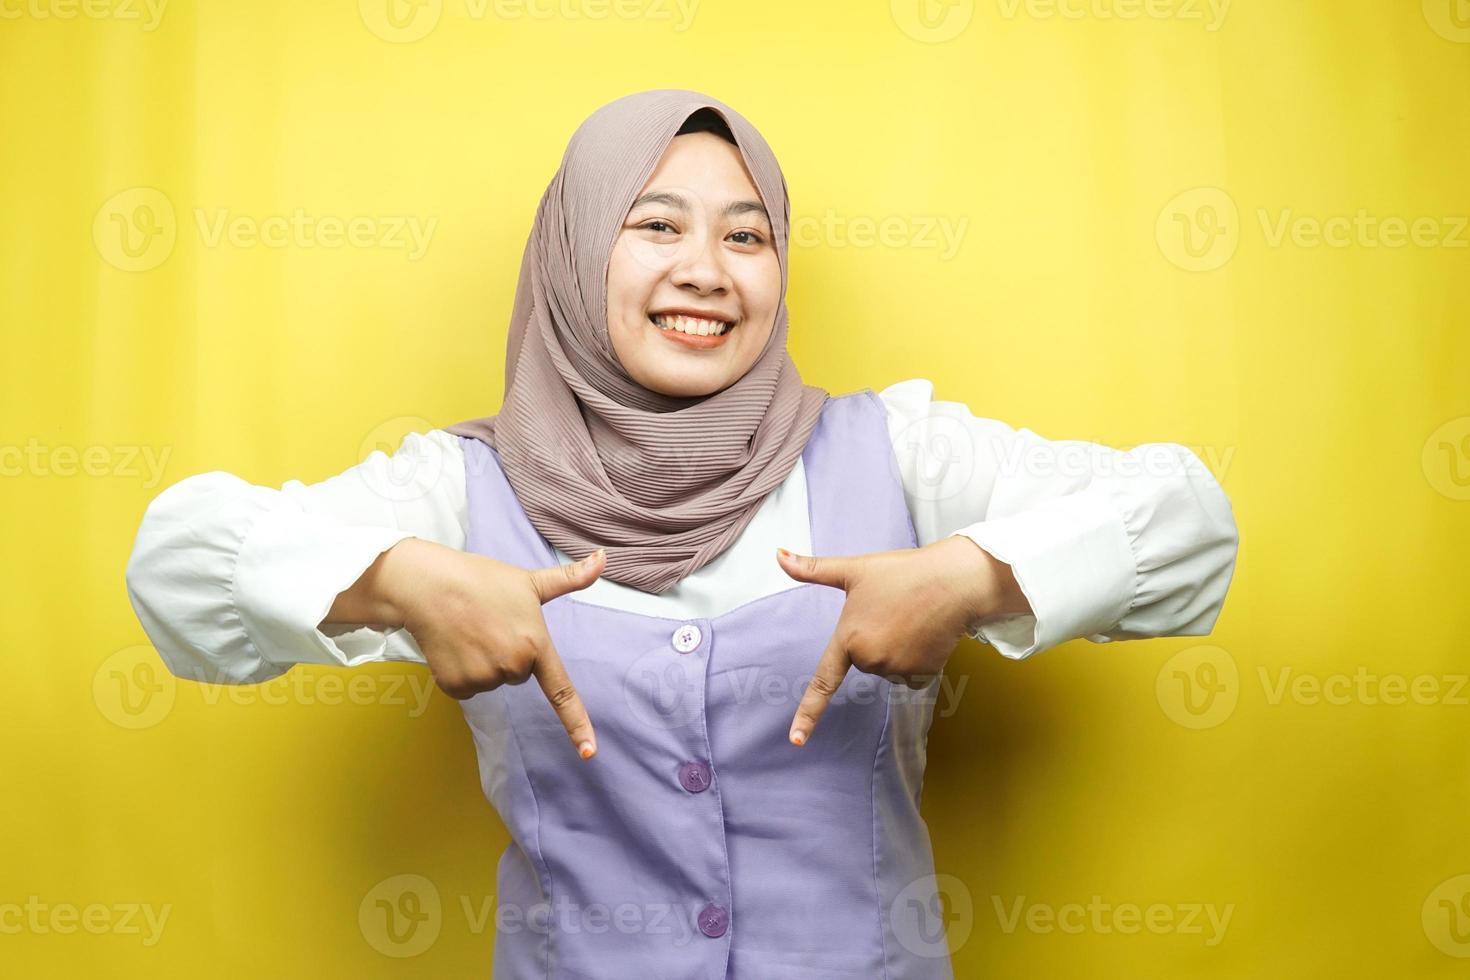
left=125, top=89, right=1239, bottom=977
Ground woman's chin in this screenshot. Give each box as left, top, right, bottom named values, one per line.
left=611, top=317, right=765, bottom=398
left=635, top=359, right=740, bottom=398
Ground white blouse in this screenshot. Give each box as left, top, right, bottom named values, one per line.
left=124, top=378, right=1240, bottom=686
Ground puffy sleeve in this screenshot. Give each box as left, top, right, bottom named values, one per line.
left=878, top=378, right=1239, bottom=660
left=123, top=429, right=467, bottom=684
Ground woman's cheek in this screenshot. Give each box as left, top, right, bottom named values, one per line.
left=624, top=238, right=679, bottom=277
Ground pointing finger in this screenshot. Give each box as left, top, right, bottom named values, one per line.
left=532, top=641, right=597, bottom=760
left=789, top=635, right=851, bottom=747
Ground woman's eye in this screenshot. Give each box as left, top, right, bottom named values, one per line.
left=641, top=220, right=676, bottom=234
left=729, top=230, right=765, bottom=246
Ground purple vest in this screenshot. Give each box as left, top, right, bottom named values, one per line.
left=457, top=390, right=954, bottom=979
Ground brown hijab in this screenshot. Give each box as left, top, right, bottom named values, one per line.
left=445, top=89, right=829, bottom=594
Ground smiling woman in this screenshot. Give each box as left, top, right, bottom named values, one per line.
left=441, top=91, right=833, bottom=600
left=123, top=89, right=1239, bottom=978
left=606, top=108, right=782, bottom=393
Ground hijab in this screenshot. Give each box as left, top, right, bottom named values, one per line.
left=445, top=89, right=830, bottom=595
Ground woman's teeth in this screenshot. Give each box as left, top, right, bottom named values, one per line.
left=650, top=313, right=733, bottom=337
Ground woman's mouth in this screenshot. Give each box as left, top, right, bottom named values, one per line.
left=648, top=312, right=737, bottom=349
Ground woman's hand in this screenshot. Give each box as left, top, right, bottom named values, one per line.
left=324, top=538, right=606, bottom=759
left=775, top=535, right=1030, bottom=746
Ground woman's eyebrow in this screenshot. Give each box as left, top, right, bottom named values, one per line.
left=724, top=199, right=771, bottom=224
left=629, top=191, right=770, bottom=225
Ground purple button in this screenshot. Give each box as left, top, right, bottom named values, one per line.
left=697, top=902, right=728, bottom=938
left=678, top=760, right=711, bottom=793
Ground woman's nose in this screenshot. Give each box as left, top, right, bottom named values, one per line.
left=669, top=231, right=732, bottom=295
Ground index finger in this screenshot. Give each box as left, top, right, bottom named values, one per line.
left=789, top=637, right=852, bottom=747
left=532, top=642, right=598, bottom=760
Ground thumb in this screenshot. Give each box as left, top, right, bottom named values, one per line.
left=775, top=548, right=852, bottom=589
left=529, top=547, right=605, bottom=604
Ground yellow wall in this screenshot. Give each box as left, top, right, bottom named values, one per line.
left=3, top=0, right=1467, bottom=975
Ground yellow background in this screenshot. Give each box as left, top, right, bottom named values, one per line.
left=3, top=0, right=1468, bottom=975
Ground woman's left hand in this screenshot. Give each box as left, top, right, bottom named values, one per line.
left=775, top=535, right=1031, bottom=746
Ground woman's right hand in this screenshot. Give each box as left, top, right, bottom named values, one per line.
left=325, top=538, right=605, bottom=759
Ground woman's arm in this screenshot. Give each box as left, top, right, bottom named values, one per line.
left=879, top=378, right=1239, bottom=660
left=123, top=429, right=467, bottom=684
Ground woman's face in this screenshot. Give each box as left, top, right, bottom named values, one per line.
left=606, top=131, right=781, bottom=398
